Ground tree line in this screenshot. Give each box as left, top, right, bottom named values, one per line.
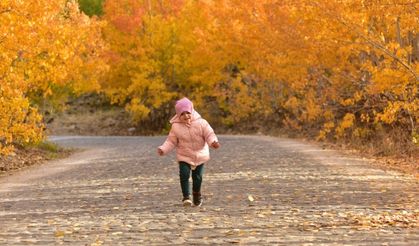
left=1, top=0, right=417, bottom=155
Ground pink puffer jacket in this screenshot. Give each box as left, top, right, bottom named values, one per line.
left=158, top=111, right=218, bottom=168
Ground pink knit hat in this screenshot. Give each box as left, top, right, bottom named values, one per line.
left=175, top=97, right=193, bottom=116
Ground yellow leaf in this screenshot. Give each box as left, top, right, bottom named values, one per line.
left=54, top=230, right=65, bottom=237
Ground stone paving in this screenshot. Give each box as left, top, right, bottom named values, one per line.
left=0, top=135, right=417, bottom=245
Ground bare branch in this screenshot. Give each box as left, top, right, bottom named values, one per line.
left=352, top=28, right=419, bottom=82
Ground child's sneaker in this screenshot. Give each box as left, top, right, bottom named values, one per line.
left=182, top=197, right=192, bottom=207
left=193, top=192, right=203, bottom=207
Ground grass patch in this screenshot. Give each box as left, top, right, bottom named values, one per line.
left=36, top=141, right=74, bottom=160
left=37, top=141, right=61, bottom=153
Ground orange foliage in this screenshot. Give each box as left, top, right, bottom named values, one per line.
left=2, top=0, right=418, bottom=155
left=99, top=0, right=417, bottom=144
left=0, top=0, right=107, bottom=154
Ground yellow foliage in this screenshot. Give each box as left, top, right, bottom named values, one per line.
left=0, top=92, right=44, bottom=154
left=302, top=91, right=321, bottom=122
left=353, top=91, right=362, bottom=102
left=369, top=68, right=410, bottom=95
left=0, top=0, right=107, bottom=154
left=340, top=98, right=354, bottom=106
left=101, top=1, right=216, bottom=122
left=335, top=113, right=355, bottom=138
left=316, top=130, right=327, bottom=141
left=375, top=102, right=408, bottom=125
left=317, top=121, right=335, bottom=140
left=285, top=97, right=299, bottom=112
left=323, top=110, right=334, bottom=121
left=3, top=0, right=417, bottom=150
left=97, top=0, right=417, bottom=140
left=125, top=99, right=151, bottom=123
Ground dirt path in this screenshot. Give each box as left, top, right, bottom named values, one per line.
left=0, top=135, right=417, bottom=245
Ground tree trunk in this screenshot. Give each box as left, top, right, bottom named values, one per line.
left=396, top=17, right=403, bottom=47
left=409, top=32, right=419, bottom=63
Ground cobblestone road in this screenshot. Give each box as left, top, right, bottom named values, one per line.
left=0, top=135, right=418, bottom=245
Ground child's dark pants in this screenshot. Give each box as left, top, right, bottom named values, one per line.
left=179, top=161, right=204, bottom=198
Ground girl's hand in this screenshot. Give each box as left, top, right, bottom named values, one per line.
left=211, top=141, right=220, bottom=149
left=157, top=148, right=164, bottom=156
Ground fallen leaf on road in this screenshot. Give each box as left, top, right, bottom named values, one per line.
left=54, top=230, right=65, bottom=237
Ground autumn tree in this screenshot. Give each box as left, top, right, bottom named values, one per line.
left=89, top=0, right=418, bottom=153
left=199, top=0, right=418, bottom=149
left=0, top=0, right=107, bottom=154
left=288, top=0, right=419, bottom=146
left=101, top=0, right=224, bottom=128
